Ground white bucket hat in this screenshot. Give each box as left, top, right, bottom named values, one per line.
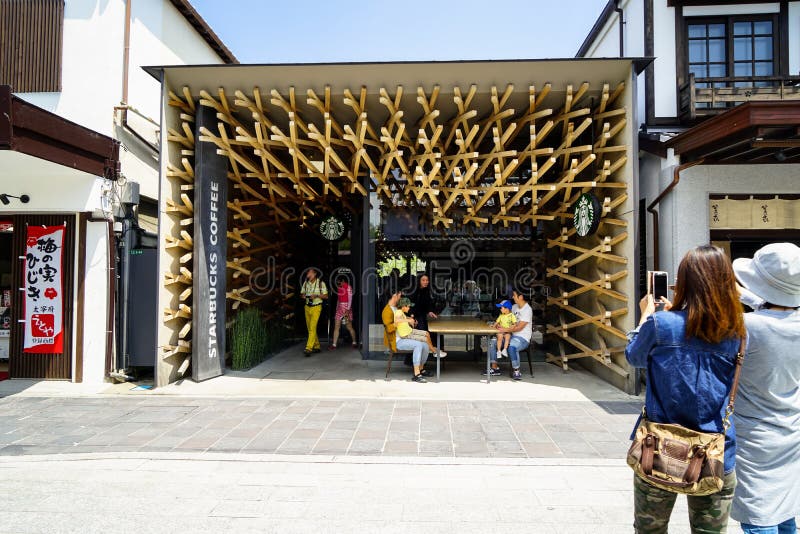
left=732, top=242, right=800, bottom=308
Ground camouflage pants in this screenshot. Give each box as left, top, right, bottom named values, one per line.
left=633, top=471, right=737, bottom=533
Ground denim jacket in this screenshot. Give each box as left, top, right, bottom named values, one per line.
left=625, top=310, right=741, bottom=473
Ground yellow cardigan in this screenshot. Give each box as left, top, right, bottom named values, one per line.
left=381, top=304, right=397, bottom=352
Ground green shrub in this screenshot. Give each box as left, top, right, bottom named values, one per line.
left=231, top=307, right=269, bottom=370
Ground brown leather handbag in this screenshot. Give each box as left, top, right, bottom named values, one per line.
left=626, top=338, right=745, bottom=496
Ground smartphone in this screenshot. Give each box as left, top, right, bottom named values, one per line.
left=648, top=271, right=669, bottom=303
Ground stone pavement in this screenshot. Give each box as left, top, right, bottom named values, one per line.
left=0, top=452, right=728, bottom=534
left=0, top=344, right=639, bottom=402
left=0, top=349, right=747, bottom=532
left=0, top=393, right=750, bottom=532
left=0, top=396, right=640, bottom=459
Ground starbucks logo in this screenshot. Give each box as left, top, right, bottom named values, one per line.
left=573, top=193, right=601, bottom=237
left=320, top=215, right=345, bottom=241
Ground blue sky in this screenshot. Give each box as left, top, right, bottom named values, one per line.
left=190, top=0, right=609, bottom=64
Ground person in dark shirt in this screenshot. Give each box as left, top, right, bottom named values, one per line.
left=411, top=273, right=438, bottom=331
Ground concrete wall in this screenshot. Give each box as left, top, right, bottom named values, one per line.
left=0, top=153, right=109, bottom=383
left=581, top=0, right=649, bottom=127
left=82, top=221, right=111, bottom=384
left=791, top=2, right=800, bottom=74
left=155, top=77, right=181, bottom=388
left=652, top=1, right=677, bottom=119
left=15, top=0, right=224, bottom=201
left=0, top=152, right=104, bottom=212
left=657, top=163, right=800, bottom=278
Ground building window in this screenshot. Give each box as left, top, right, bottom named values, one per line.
left=0, top=0, right=64, bottom=92
left=686, top=15, right=777, bottom=91
left=732, top=20, right=775, bottom=84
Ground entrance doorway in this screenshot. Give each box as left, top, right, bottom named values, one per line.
left=713, top=230, right=800, bottom=263
left=5, top=214, right=76, bottom=380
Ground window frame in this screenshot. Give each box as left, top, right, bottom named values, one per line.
left=684, top=13, right=779, bottom=84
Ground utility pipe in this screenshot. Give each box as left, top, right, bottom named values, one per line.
left=121, top=0, right=132, bottom=104
left=646, top=159, right=705, bottom=271
left=615, top=0, right=624, bottom=56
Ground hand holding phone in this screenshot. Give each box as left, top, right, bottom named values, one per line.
left=647, top=271, right=671, bottom=312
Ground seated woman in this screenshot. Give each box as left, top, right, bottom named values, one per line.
left=394, top=297, right=446, bottom=383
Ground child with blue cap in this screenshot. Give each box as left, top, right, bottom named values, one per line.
left=494, top=299, right=516, bottom=358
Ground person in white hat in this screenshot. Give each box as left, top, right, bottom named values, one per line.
left=731, top=242, right=800, bottom=534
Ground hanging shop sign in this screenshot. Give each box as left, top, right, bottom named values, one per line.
left=24, top=224, right=65, bottom=353
left=709, top=196, right=799, bottom=229
left=320, top=214, right=346, bottom=241
left=573, top=193, right=601, bottom=237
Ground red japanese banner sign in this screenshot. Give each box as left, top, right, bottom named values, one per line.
left=24, top=225, right=65, bottom=353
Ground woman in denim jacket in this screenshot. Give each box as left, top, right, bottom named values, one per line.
left=626, top=245, right=745, bottom=533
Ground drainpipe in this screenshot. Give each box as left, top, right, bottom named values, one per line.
left=615, top=0, right=624, bottom=56
left=646, top=159, right=704, bottom=270
left=121, top=0, right=132, bottom=104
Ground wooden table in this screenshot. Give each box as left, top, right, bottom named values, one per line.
left=427, top=316, right=499, bottom=383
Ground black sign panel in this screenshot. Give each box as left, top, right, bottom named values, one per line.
left=191, top=106, right=227, bottom=381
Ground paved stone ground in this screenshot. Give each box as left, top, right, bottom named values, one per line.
left=0, top=396, right=640, bottom=458
left=0, top=396, right=754, bottom=532
left=0, top=453, right=725, bottom=534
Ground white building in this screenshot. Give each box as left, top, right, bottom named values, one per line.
left=578, top=0, right=800, bottom=289
left=0, top=0, right=235, bottom=383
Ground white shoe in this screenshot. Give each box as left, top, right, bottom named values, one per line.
left=499, top=349, right=508, bottom=358
left=435, top=350, right=447, bottom=358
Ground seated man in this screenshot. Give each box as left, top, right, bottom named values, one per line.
left=482, top=289, right=532, bottom=381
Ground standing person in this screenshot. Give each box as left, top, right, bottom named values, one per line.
left=329, top=277, right=358, bottom=350
left=730, top=243, right=800, bottom=534
left=482, top=289, right=532, bottom=380
left=300, top=268, right=327, bottom=356
left=409, top=273, right=440, bottom=365
left=411, top=274, right=438, bottom=331
left=625, top=245, right=745, bottom=533
left=394, top=297, right=445, bottom=383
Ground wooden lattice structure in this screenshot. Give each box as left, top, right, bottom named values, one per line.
left=156, top=60, right=640, bottom=388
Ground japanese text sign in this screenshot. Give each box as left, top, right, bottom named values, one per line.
left=24, top=225, right=65, bottom=353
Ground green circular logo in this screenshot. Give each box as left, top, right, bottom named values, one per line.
left=573, top=193, right=601, bottom=237
left=320, top=215, right=345, bottom=241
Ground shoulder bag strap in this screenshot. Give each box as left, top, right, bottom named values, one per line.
left=722, top=336, right=746, bottom=429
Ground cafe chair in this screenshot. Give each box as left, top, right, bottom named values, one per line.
left=519, top=346, right=534, bottom=377
left=385, top=347, right=413, bottom=379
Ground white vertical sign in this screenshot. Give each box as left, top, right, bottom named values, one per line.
left=24, top=225, right=65, bottom=353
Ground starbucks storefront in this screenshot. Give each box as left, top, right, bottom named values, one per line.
left=150, top=58, right=646, bottom=392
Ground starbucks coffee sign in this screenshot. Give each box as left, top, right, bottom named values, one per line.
left=573, top=193, right=601, bottom=237
left=320, top=215, right=345, bottom=241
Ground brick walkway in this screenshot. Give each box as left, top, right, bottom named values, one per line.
left=0, top=396, right=640, bottom=458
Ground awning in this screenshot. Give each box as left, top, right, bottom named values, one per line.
left=0, top=85, right=120, bottom=178
left=664, top=101, right=800, bottom=164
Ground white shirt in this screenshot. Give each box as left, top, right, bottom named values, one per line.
left=511, top=302, right=533, bottom=343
